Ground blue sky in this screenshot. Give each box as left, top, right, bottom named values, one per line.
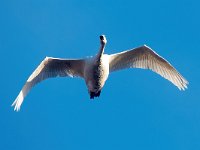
left=0, top=0, right=200, bottom=149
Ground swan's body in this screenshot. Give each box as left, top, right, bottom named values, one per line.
left=84, top=54, right=110, bottom=98
left=12, top=35, right=188, bottom=111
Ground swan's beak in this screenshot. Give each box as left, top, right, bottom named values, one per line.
left=100, top=35, right=107, bottom=45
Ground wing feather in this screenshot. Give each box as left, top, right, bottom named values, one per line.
left=109, top=45, right=188, bottom=90
left=12, top=57, right=85, bottom=111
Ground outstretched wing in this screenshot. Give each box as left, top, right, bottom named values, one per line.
left=12, top=57, right=85, bottom=111
left=109, top=45, right=188, bottom=90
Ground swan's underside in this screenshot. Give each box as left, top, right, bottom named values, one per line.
left=11, top=35, right=188, bottom=111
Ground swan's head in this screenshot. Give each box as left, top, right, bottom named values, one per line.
left=100, top=35, right=107, bottom=45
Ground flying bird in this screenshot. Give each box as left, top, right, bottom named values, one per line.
left=12, top=35, right=188, bottom=111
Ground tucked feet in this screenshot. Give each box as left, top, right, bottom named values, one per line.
left=90, top=91, right=101, bottom=99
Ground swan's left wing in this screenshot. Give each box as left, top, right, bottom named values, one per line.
left=109, top=45, right=188, bottom=90
left=12, top=57, right=85, bottom=111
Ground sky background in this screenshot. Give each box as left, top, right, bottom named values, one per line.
left=0, top=0, right=200, bottom=150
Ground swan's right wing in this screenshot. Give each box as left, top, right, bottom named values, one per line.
left=109, top=45, right=188, bottom=90
left=12, top=57, right=85, bottom=111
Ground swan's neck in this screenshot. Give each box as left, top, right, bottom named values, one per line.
left=97, top=43, right=105, bottom=59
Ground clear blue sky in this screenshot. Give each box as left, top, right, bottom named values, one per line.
left=0, top=0, right=199, bottom=150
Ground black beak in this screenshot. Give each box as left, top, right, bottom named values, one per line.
left=100, top=35, right=104, bottom=40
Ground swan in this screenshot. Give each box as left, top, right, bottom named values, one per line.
left=12, top=35, right=188, bottom=111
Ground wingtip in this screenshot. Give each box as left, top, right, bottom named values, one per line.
left=11, top=97, right=22, bottom=112
left=178, top=83, right=188, bottom=91
left=11, top=103, right=20, bottom=112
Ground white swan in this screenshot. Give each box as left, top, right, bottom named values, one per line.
left=12, top=35, right=188, bottom=111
